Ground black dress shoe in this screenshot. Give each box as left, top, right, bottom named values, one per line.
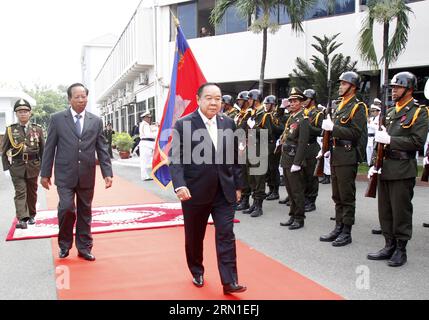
left=223, top=282, right=247, bottom=295
left=15, top=220, right=27, bottom=229
left=371, top=228, right=382, bottom=235
left=28, top=217, right=36, bottom=225
left=288, top=220, right=304, bottom=230
left=78, top=252, right=96, bottom=261
left=59, top=249, right=69, bottom=259
left=192, top=275, right=204, bottom=288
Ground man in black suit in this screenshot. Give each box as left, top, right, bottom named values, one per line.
left=169, top=83, right=247, bottom=294
left=40, top=83, right=113, bottom=261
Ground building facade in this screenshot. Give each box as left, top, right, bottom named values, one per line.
left=95, top=0, right=429, bottom=134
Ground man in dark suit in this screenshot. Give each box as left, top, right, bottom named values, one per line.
left=40, top=83, right=113, bottom=261
left=169, top=83, right=247, bottom=295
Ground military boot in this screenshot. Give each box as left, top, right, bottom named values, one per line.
left=320, top=174, right=330, bottom=184
left=332, top=224, right=352, bottom=247
left=304, top=200, right=316, bottom=212
left=320, top=222, right=343, bottom=242
left=387, top=240, right=407, bottom=267
left=265, top=187, right=273, bottom=199
left=367, top=237, right=396, bottom=260
left=280, top=216, right=294, bottom=227
left=236, top=195, right=250, bottom=211
left=279, top=195, right=289, bottom=204
left=243, top=199, right=256, bottom=214
left=266, top=186, right=279, bottom=200
left=250, top=199, right=263, bottom=217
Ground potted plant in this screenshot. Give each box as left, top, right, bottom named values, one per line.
left=112, top=132, right=134, bottom=159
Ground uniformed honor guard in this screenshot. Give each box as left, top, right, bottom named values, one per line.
left=319, top=71, right=368, bottom=246
left=302, top=89, right=323, bottom=212
left=1, top=99, right=44, bottom=229
left=222, top=95, right=239, bottom=119
left=279, top=88, right=310, bottom=230
left=367, top=72, right=428, bottom=267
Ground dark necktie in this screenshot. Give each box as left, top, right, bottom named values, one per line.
left=21, top=125, right=26, bottom=135
left=75, top=114, right=82, bottom=136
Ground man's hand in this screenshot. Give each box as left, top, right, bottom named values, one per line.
left=41, top=177, right=51, bottom=190
left=105, top=176, right=113, bottom=189
left=375, top=126, right=391, bottom=144
left=367, top=166, right=382, bottom=179
left=316, top=150, right=330, bottom=159
left=290, top=164, right=301, bottom=173
left=176, top=187, right=192, bottom=202
left=321, top=115, right=334, bottom=132
left=236, top=190, right=242, bottom=203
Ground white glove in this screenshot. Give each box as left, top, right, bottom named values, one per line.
left=4, top=170, right=11, bottom=179
left=321, top=115, right=334, bottom=131
left=290, top=164, right=301, bottom=172
left=317, top=150, right=330, bottom=159
left=276, top=139, right=281, bottom=147
left=367, top=166, right=382, bottom=179
left=234, top=114, right=240, bottom=123
left=424, top=157, right=429, bottom=166
left=374, top=126, right=391, bottom=144
left=247, top=118, right=256, bottom=129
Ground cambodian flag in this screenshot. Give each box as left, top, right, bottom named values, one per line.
left=152, top=24, right=206, bottom=188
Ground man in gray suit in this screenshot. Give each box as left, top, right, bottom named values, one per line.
left=40, top=83, right=113, bottom=261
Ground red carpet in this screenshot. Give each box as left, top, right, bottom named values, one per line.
left=53, top=227, right=342, bottom=300
left=47, top=171, right=342, bottom=300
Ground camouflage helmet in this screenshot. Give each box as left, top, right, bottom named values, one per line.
left=338, top=71, right=360, bottom=87
left=263, top=95, right=276, bottom=105
left=390, top=72, right=418, bottom=90
left=303, top=89, right=316, bottom=100
left=248, top=89, right=262, bottom=102
left=222, top=95, right=233, bottom=105
left=236, top=90, right=249, bottom=101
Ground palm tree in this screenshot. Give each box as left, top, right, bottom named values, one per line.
left=210, top=0, right=317, bottom=96
left=289, top=33, right=357, bottom=105
left=358, top=0, right=413, bottom=89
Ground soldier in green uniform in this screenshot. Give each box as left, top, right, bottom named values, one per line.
left=279, top=88, right=310, bottom=230
left=1, top=99, right=45, bottom=229
left=302, top=89, right=324, bottom=212
left=261, top=95, right=280, bottom=201
left=242, top=89, right=266, bottom=217
left=222, top=95, right=239, bottom=119
left=235, top=91, right=251, bottom=211
left=319, top=72, right=368, bottom=246
left=103, top=122, right=115, bottom=159
left=367, top=72, right=428, bottom=267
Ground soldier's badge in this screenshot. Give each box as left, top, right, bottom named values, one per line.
left=400, top=115, right=407, bottom=123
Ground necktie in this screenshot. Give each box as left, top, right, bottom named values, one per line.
left=21, top=125, right=26, bottom=135
left=207, top=119, right=217, bottom=150
left=75, top=114, right=82, bottom=136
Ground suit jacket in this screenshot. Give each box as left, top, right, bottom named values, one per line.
left=40, top=108, right=113, bottom=188
left=169, top=110, right=244, bottom=206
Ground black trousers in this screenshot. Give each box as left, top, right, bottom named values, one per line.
left=57, top=186, right=95, bottom=253
left=181, top=186, right=238, bottom=285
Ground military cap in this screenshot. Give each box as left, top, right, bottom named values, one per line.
left=14, top=99, right=31, bottom=112
left=370, top=105, right=381, bottom=111
left=390, top=72, right=418, bottom=90
left=222, top=95, right=233, bottom=105
left=338, top=71, right=360, bottom=87
left=288, top=87, right=305, bottom=100
left=140, top=111, right=151, bottom=118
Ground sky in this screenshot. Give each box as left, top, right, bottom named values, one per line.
left=0, top=0, right=141, bottom=89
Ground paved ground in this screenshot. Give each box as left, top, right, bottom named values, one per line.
left=1, top=154, right=429, bottom=300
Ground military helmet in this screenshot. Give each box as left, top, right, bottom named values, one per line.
left=222, top=95, right=233, bottom=105
left=338, top=71, right=360, bottom=87
left=303, top=89, right=316, bottom=100
left=248, top=89, right=262, bottom=102
left=263, top=95, right=276, bottom=105
left=14, top=99, right=31, bottom=112
left=288, top=87, right=305, bottom=100
left=236, top=90, right=249, bottom=101
left=389, top=72, right=418, bottom=90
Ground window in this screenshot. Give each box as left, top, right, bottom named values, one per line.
left=148, top=97, right=156, bottom=122
left=198, top=0, right=215, bottom=37
left=127, top=104, right=136, bottom=134
left=178, top=1, right=197, bottom=39
left=136, top=100, right=146, bottom=118
left=334, top=0, right=355, bottom=15
left=115, top=111, right=119, bottom=132
left=121, top=108, right=126, bottom=133
left=215, top=5, right=248, bottom=35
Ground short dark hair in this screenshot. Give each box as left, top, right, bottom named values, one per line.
left=67, top=83, right=89, bottom=99
left=197, top=82, right=220, bottom=98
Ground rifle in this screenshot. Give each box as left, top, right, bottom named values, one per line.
left=421, top=79, right=429, bottom=182
left=365, top=85, right=388, bottom=197
left=314, top=64, right=333, bottom=177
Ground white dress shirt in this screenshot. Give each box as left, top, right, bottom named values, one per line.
left=198, top=108, right=217, bottom=150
